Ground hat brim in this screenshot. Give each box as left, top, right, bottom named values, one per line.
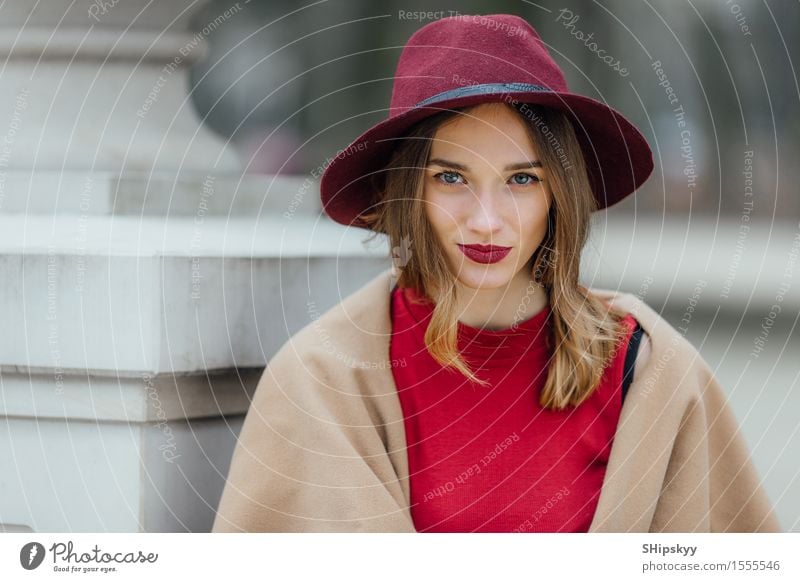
left=320, top=90, right=654, bottom=230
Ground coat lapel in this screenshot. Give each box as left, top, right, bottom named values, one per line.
left=309, top=268, right=780, bottom=532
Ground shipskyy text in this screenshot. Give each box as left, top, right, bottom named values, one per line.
left=642, top=543, right=697, bottom=557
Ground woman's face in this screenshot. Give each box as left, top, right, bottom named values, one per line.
left=422, top=102, right=553, bottom=291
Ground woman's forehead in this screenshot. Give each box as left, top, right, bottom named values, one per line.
left=429, top=124, right=539, bottom=167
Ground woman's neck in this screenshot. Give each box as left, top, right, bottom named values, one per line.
left=454, top=271, right=549, bottom=331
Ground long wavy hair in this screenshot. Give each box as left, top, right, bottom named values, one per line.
left=359, top=101, right=630, bottom=410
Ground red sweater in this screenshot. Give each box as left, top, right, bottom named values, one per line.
left=390, top=285, right=637, bottom=532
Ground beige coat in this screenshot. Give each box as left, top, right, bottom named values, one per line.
left=212, top=267, right=781, bottom=532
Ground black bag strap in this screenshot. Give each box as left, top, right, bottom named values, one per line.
left=621, top=320, right=644, bottom=405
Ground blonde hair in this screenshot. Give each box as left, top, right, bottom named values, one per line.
left=359, top=102, right=630, bottom=410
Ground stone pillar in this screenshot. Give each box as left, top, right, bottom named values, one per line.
left=0, top=0, right=392, bottom=532
left=0, top=0, right=239, bottom=175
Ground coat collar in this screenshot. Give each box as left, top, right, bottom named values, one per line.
left=323, top=267, right=684, bottom=531
left=292, top=266, right=778, bottom=532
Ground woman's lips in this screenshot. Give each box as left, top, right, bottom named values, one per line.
left=457, top=243, right=512, bottom=264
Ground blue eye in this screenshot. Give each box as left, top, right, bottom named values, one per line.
left=433, top=171, right=464, bottom=186
left=511, top=173, right=541, bottom=185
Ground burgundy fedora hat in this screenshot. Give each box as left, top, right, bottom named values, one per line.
left=320, top=13, right=653, bottom=230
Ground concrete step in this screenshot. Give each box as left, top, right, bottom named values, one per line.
left=0, top=171, right=321, bottom=217
left=0, top=214, right=390, bottom=375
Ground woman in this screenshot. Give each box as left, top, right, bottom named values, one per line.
left=212, top=14, right=779, bottom=533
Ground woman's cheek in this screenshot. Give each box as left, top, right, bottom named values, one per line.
left=424, top=192, right=457, bottom=230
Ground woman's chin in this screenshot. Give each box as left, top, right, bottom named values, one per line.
left=450, top=265, right=515, bottom=290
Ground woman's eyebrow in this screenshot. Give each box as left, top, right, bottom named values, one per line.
left=427, top=158, right=542, bottom=171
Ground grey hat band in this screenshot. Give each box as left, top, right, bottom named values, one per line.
left=414, top=82, right=551, bottom=107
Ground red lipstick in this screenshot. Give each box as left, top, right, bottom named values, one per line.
left=457, top=243, right=512, bottom=264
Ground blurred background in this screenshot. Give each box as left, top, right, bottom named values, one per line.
left=193, top=0, right=799, bottom=217
left=0, top=0, right=797, bottom=532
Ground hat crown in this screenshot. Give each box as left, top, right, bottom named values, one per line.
left=319, top=13, right=654, bottom=228
left=390, top=14, right=568, bottom=116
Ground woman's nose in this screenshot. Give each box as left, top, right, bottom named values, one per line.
left=464, top=187, right=504, bottom=234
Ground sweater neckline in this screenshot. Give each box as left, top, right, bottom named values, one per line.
left=395, top=285, right=552, bottom=365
